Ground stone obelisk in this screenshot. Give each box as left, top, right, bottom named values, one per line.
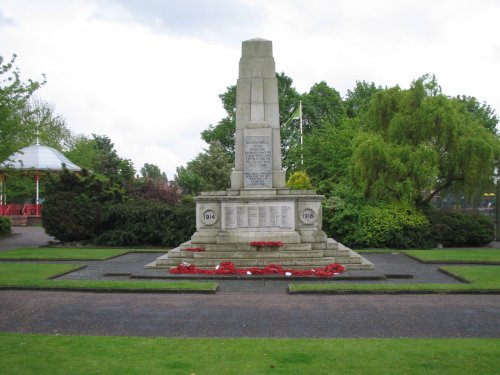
left=230, top=38, right=286, bottom=189
left=148, top=38, right=374, bottom=271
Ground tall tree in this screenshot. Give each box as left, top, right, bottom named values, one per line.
left=454, top=95, right=498, bottom=134
left=201, top=72, right=301, bottom=166
left=344, top=80, right=382, bottom=118
left=201, top=85, right=236, bottom=158
left=301, top=81, right=345, bottom=132
left=140, top=163, right=167, bottom=180
left=21, top=98, right=72, bottom=150
left=174, top=145, right=232, bottom=195
left=0, top=54, right=45, bottom=161
left=351, top=75, right=499, bottom=205
left=65, top=134, right=135, bottom=185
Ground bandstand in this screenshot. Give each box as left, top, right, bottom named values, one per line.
left=0, top=144, right=81, bottom=225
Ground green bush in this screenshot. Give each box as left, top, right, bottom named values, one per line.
left=94, top=197, right=195, bottom=247
left=356, top=203, right=433, bottom=248
left=323, top=186, right=433, bottom=248
left=0, top=216, right=11, bottom=236
left=42, top=169, right=120, bottom=242
left=287, top=171, right=314, bottom=190
left=426, top=209, right=494, bottom=247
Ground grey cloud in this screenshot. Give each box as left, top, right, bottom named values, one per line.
left=99, top=0, right=265, bottom=42
left=0, top=9, right=15, bottom=27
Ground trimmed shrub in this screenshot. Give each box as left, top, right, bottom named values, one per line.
left=94, top=197, right=196, bottom=247
left=0, top=216, right=11, bottom=236
left=323, top=186, right=433, bottom=248
left=356, top=203, right=433, bottom=248
left=287, top=171, right=314, bottom=190
left=426, top=209, right=494, bottom=247
left=42, top=169, right=120, bottom=242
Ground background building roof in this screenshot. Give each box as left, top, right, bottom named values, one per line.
left=1, top=145, right=82, bottom=172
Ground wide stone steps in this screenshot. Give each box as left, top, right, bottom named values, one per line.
left=150, top=254, right=373, bottom=270
left=185, top=250, right=325, bottom=259
left=186, top=243, right=314, bottom=252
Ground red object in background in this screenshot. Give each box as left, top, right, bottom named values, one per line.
left=169, top=262, right=345, bottom=277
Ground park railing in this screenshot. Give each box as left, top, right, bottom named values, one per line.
left=0, top=204, right=42, bottom=216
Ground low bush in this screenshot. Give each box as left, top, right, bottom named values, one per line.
left=43, top=169, right=121, bottom=243
left=323, top=185, right=433, bottom=249
left=94, top=197, right=196, bottom=247
left=287, top=171, right=314, bottom=190
left=0, top=216, right=11, bottom=236
left=426, top=209, right=494, bottom=247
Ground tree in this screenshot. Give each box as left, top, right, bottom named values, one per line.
left=344, top=80, right=382, bottom=118
left=174, top=145, right=232, bottom=195
left=43, top=168, right=121, bottom=242
left=19, top=98, right=72, bottom=150
left=301, top=118, right=362, bottom=193
left=351, top=75, right=499, bottom=206
left=140, top=163, right=167, bottom=180
left=65, top=134, right=135, bottom=185
left=201, top=72, right=301, bottom=167
left=454, top=95, right=498, bottom=134
left=201, top=85, right=236, bottom=158
left=301, top=81, right=345, bottom=132
left=64, top=134, right=97, bottom=170
left=0, top=54, right=45, bottom=161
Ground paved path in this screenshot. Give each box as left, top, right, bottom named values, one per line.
left=0, top=291, right=498, bottom=338
left=0, top=226, right=54, bottom=251
left=1, top=227, right=499, bottom=338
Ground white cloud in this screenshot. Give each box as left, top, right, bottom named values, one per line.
left=1, top=0, right=499, bottom=178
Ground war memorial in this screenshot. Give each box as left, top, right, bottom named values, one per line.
left=148, top=38, right=373, bottom=272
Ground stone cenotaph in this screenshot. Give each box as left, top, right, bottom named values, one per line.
left=148, top=38, right=373, bottom=271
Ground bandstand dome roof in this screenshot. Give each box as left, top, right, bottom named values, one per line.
left=0, top=144, right=81, bottom=172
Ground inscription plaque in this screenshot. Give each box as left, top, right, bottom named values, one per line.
left=201, top=209, right=218, bottom=225
left=244, top=135, right=272, bottom=188
left=299, top=208, right=317, bottom=225
left=223, top=202, right=294, bottom=230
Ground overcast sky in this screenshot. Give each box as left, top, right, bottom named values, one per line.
left=1, top=0, right=499, bottom=178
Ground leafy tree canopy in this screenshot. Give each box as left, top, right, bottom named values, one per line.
left=351, top=75, right=499, bottom=206
left=0, top=54, right=46, bottom=161
left=174, top=144, right=232, bottom=195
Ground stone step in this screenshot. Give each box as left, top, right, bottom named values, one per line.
left=151, top=261, right=368, bottom=271
left=198, top=243, right=313, bottom=252
left=190, top=250, right=325, bottom=259
left=176, top=257, right=361, bottom=268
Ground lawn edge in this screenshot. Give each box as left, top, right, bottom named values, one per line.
left=0, top=284, right=219, bottom=294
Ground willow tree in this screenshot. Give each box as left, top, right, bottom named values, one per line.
left=351, top=75, right=499, bottom=206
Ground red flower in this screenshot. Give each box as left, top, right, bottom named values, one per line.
left=184, top=248, right=204, bottom=252
left=169, top=262, right=345, bottom=277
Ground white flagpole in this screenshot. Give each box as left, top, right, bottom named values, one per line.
left=299, top=100, right=303, bottom=167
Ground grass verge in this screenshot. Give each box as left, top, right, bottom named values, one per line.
left=0, top=263, right=217, bottom=293
left=0, top=334, right=498, bottom=375
left=289, top=266, right=500, bottom=294
left=0, top=247, right=130, bottom=260
left=402, top=249, right=500, bottom=264
left=0, top=247, right=171, bottom=260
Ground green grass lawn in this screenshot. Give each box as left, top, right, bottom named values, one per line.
left=0, top=247, right=130, bottom=260
left=0, top=263, right=217, bottom=292
left=402, top=249, right=500, bottom=263
left=0, top=334, right=497, bottom=375
left=289, top=266, right=500, bottom=293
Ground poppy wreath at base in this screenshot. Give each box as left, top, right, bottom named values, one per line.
left=169, top=261, right=345, bottom=277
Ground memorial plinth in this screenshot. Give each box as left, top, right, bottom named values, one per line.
left=147, top=38, right=374, bottom=271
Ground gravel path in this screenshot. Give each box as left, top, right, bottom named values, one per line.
left=0, top=291, right=498, bottom=338
left=1, top=227, right=499, bottom=338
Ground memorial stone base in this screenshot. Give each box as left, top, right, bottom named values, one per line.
left=147, top=188, right=374, bottom=271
